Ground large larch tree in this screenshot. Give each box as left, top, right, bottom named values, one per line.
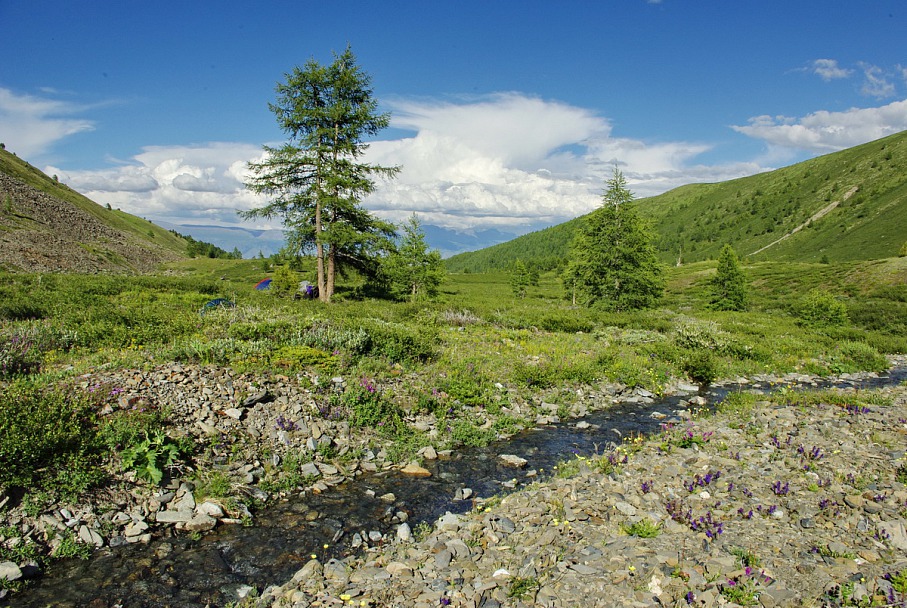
left=241, top=46, right=399, bottom=302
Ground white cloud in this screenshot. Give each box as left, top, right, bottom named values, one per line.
left=41, top=94, right=765, bottom=237
left=732, top=98, right=907, bottom=152
left=811, top=59, right=852, bottom=81
left=859, top=63, right=896, bottom=98
left=47, top=142, right=272, bottom=226
left=362, top=94, right=740, bottom=230
left=0, top=87, right=96, bottom=157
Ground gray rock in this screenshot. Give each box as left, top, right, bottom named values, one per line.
left=396, top=522, right=412, bottom=542
left=0, top=561, right=22, bottom=582
left=155, top=510, right=193, bottom=524
left=78, top=525, right=104, bottom=548
left=184, top=513, right=217, bottom=532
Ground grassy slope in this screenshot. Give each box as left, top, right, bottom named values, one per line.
left=446, top=130, right=907, bottom=271
left=0, top=148, right=188, bottom=255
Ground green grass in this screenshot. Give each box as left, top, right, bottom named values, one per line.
left=0, top=250, right=905, bottom=524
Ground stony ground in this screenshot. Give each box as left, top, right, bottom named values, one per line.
left=2, top=363, right=906, bottom=607
left=252, top=382, right=907, bottom=608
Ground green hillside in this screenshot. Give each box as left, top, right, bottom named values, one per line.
left=446, top=130, right=907, bottom=272
left=0, top=148, right=188, bottom=256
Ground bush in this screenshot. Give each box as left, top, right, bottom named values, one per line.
left=682, top=349, right=719, bottom=384
left=831, top=341, right=888, bottom=373
left=0, top=382, right=102, bottom=490
left=797, top=289, right=849, bottom=327
left=270, top=265, right=299, bottom=297
left=345, top=377, right=404, bottom=432
left=271, top=345, right=337, bottom=371
left=362, top=320, right=436, bottom=363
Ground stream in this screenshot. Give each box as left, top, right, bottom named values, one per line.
left=9, top=368, right=907, bottom=608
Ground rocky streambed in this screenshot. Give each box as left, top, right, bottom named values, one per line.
left=261, top=378, right=907, bottom=608
left=2, top=361, right=906, bottom=607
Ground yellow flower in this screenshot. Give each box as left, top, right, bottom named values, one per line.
left=310, top=554, right=318, bottom=560
left=323, top=543, right=329, bottom=549
left=340, top=594, right=352, bottom=601
left=629, top=565, right=636, bottom=572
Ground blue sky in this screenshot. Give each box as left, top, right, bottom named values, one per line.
left=1, top=1, right=906, bottom=256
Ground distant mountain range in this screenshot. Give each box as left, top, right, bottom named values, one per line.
left=162, top=220, right=542, bottom=260
left=445, top=130, right=907, bottom=272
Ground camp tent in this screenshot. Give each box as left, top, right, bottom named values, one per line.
left=254, top=278, right=272, bottom=290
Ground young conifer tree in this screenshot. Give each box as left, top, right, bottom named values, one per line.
left=565, top=168, right=663, bottom=310
left=710, top=244, right=748, bottom=311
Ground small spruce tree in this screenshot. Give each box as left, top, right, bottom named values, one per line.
left=710, top=244, right=748, bottom=311
left=564, top=168, right=663, bottom=310
left=383, top=215, right=446, bottom=301
left=510, top=260, right=531, bottom=298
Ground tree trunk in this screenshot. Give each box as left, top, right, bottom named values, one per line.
left=325, top=246, right=336, bottom=302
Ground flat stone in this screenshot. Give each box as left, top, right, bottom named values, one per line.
left=614, top=501, right=637, bottom=516
left=156, top=510, right=193, bottom=524
left=386, top=562, right=413, bottom=577
left=401, top=463, right=432, bottom=477
left=184, top=513, right=217, bottom=532
left=300, top=462, right=321, bottom=478
left=224, top=408, right=244, bottom=420
left=499, top=454, right=528, bottom=468
left=197, top=501, right=225, bottom=518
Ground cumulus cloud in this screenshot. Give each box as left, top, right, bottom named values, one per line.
left=812, top=59, right=852, bottom=81
left=732, top=98, right=907, bottom=152
left=361, top=93, right=737, bottom=230
left=0, top=87, right=96, bottom=157
left=47, top=141, right=271, bottom=226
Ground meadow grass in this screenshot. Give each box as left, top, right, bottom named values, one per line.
left=0, top=256, right=904, bottom=502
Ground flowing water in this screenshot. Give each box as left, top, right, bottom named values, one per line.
left=9, top=369, right=906, bottom=608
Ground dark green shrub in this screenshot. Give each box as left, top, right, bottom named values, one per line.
left=538, top=312, right=595, bottom=333
left=682, top=349, right=719, bottom=384
left=0, top=382, right=102, bottom=490
left=0, top=301, right=46, bottom=320
left=270, top=265, right=299, bottom=297
left=363, top=320, right=436, bottom=363
left=709, top=244, right=748, bottom=311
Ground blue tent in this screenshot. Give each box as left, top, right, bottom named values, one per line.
left=254, top=278, right=272, bottom=290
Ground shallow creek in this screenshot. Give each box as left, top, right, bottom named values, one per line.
left=11, top=369, right=906, bottom=608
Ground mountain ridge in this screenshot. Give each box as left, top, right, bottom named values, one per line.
left=445, top=130, right=907, bottom=272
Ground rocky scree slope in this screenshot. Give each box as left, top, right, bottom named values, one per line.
left=0, top=173, right=181, bottom=273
